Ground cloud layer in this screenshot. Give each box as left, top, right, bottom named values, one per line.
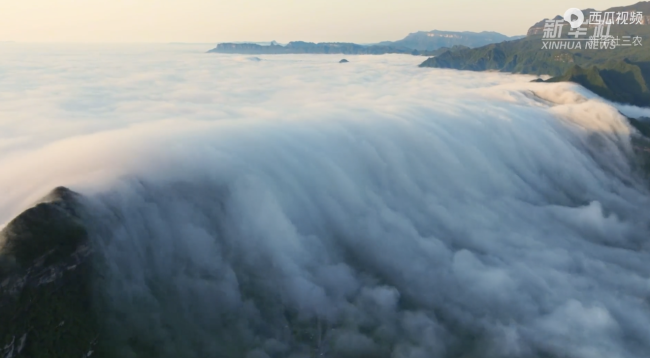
left=1, top=44, right=650, bottom=358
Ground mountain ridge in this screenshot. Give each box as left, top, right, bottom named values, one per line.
left=208, top=30, right=522, bottom=55
left=378, top=30, right=523, bottom=51
left=546, top=59, right=650, bottom=107
left=209, top=41, right=412, bottom=55
left=419, top=1, right=650, bottom=107
left=0, top=187, right=100, bottom=358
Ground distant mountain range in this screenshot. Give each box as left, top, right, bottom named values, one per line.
left=209, top=41, right=412, bottom=55
left=420, top=1, right=650, bottom=107
left=206, top=2, right=650, bottom=108
left=377, top=30, right=523, bottom=51
left=207, top=30, right=522, bottom=55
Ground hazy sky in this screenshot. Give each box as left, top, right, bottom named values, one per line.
left=0, top=0, right=638, bottom=43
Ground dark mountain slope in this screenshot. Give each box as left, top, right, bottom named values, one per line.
left=546, top=60, right=650, bottom=107
left=419, top=1, right=650, bottom=107
left=0, top=187, right=100, bottom=358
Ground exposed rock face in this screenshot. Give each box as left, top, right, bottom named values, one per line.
left=526, top=2, right=650, bottom=37
left=0, top=187, right=99, bottom=358
left=339, top=59, right=349, bottom=63
left=420, top=2, right=650, bottom=84
left=526, top=15, right=564, bottom=37
left=382, top=30, right=523, bottom=51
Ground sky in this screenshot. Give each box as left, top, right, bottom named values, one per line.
left=0, top=0, right=640, bottom=43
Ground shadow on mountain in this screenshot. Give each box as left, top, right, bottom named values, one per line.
left=0, top=187, right=99, bottom=358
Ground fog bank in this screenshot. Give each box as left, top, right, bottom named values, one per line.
left=0, top=45, right=649, bottom=358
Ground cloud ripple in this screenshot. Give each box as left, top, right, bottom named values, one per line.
left=0, top=44, right=649, bottom=358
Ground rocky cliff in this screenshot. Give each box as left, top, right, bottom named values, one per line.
left=0, top=187, right=100, bottom=358
left=381, top=30, right=523, bottom=51
left=527, top=2, right=650, bottom=36
left=420, top=1, right=650, bottom=107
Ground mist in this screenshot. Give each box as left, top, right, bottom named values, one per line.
left=1, top=44, right=649, bottom=358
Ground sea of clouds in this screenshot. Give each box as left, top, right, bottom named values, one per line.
left=1, top=43, right=650, bottom=358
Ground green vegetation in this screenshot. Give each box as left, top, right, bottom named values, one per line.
left=629, top=116, right=650, bottom=136
left=412, top=45, right=470, bottom=57
left=419, top=31, right=650, bottom=77
left=419, top=2, right=650, bottom=107
left=546, top=60, right=650, bottom=107
left=626, top=115, right=650, bottom=177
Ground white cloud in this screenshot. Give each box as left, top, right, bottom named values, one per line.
left=1, top=44, right=649, bottom=357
